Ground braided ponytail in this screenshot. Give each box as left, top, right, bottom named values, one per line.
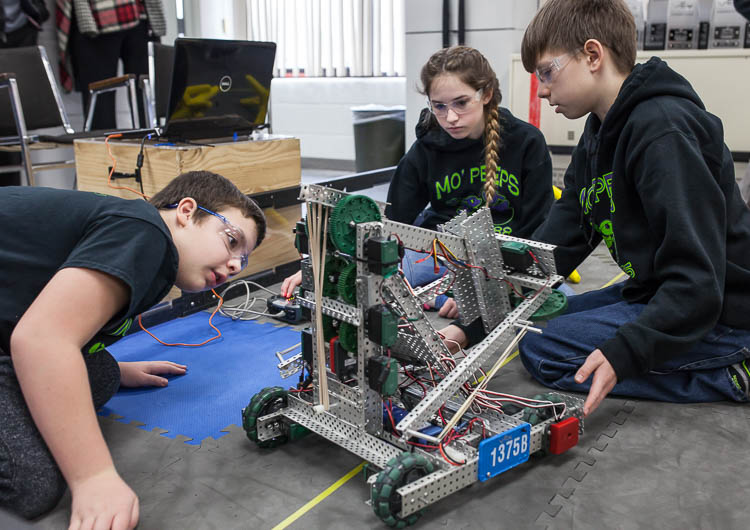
left=483, top=105, right=500, bottom=205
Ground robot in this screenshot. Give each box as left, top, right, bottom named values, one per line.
left=243, top=184, right=583, bottom=527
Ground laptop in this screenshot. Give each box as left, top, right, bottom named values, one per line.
left=161, top=38, right=277, bottom=141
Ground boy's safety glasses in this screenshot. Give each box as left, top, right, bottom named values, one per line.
left=428, top=89, right=483, bottom=118
left=535, top=53, right=575, bottom=84
left=168, top=203, right=250, bottom=270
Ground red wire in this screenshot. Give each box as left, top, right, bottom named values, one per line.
left=105, top=133, right=150, bottom=200
left=439, top=442, right=465, bottom=466
left=138, top=289, right=225, bottom=346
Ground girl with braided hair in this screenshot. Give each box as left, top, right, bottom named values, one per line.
left=385, top=45, right=554, bottom=317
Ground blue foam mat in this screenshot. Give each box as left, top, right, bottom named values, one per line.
left=98, top=312, right=300, bottom=445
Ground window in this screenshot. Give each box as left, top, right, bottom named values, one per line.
left=246, top=0, right=405, bottom=77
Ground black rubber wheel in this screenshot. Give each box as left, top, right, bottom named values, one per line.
left=371, top=451, right=434, bottom=527
left=242, top=386, right=289, bottom=448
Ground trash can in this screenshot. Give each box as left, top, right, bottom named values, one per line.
left=351, top=104, right=406, bottom=173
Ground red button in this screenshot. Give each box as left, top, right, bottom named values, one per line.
left=549, top=417, right=580, bottom=454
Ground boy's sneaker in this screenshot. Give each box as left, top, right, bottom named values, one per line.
left=728, top=360, right=750, bottom=399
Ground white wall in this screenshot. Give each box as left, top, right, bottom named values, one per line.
left=266, top=0, right=544, bottom=163
left=270, top=76, right=405, bottom=162
left=404, top=0, right=540, bottom=147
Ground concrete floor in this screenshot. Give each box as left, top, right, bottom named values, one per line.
left=18, top=178, right=750, bottom=529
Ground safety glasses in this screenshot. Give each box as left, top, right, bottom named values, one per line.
left=428, top=89, right=483, bottom=117
left=168, top=203, right=249, bottom=270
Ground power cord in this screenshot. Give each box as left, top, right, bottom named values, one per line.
left=217, top=280, right=285, bottom=321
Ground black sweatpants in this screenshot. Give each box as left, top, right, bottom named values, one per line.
left=69, top=19, right=150, bottom=130
left=0, top=339, right=121, bottom=519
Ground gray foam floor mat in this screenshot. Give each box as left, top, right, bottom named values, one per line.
left=35, top=359, right=636, bottom=529
left=28, top=243, right=750, bottom=529
left=535, top=400, right=750, bottom=530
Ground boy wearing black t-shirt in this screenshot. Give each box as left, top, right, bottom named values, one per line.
left=0, top=171, right=265, bottom=527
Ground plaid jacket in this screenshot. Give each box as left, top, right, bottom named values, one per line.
left=56, top=0, right=166, bottom=91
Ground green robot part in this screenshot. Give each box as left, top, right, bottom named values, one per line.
left=323, top=255, right=347, bottom=298
left=241, top=386, right=310, bottom=448
left=337, top=262, right=358, bottom=304
left=329, top=194, right=382, bottom=255
left=510, top=288, right=568, bottom=322
left=322, top=314, right=338, bottom=343
left=371, top=451, right=435, bottom=527
left=338, top=321, right=358, bottom=353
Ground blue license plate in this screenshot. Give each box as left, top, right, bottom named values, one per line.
left=477, top=423, right=531, bottom=482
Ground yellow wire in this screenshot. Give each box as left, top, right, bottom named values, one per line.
left=271, top=462, right=365, bottom=529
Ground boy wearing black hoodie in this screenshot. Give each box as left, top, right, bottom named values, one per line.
left=509, top=0, right=750, bottom=416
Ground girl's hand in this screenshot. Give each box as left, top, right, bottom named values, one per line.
left=281, top=271, right=303, bottom=298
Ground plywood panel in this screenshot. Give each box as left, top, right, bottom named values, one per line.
left=74, top=136, right=301, bottom=198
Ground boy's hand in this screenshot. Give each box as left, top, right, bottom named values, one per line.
left=281, top=270, right=302, bottom=298
left=69, top=467, right=138, bottom=530
left=438, top=324, right=469, bottom=353
left=574, top=349, right=617, bottom=417
left=438, top=298, right=459, bottom=319
left=119, top=361, right=187, bottom=388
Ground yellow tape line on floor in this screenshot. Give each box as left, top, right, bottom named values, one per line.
left=600, top=271, right=626, bottom=289
left=272, top=461, right=365, bottom=530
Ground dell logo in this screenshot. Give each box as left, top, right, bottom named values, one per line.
left=219, top=75, right=232, bottom=92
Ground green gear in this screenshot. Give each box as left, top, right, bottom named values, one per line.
left=323, top=256, right=346, bottom=298
left=338, top=321, right=358, bottom=353
left=242, top=386, right=292, bottom=448
left=337, top=262, right=358, bottom=305
left=329, top=194, right=382, bottom=255
left=530, top=289, right=568, bottom=321
left=510, top=288, right=568, bottom=322
left=371, top=451, right=435, bottom=527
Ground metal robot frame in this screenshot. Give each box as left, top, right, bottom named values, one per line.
left=245, top=184, right=584, bottom=527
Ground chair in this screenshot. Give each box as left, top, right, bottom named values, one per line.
left=0, top=73, right=35, bottom=186
left=0, top=46, right=76, bottom=186
left=85, top=74, right=141, bottom=131
left=142, top=42, right=175, bottom=128
left=0, top=46, right=142, bottom=186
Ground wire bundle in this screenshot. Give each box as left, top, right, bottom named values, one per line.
left=217, top=280, right=285, bottom=321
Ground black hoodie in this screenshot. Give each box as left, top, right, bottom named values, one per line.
left=534, top=57, right=750, bottom=380
left=385, top=106, right=553, bottom=238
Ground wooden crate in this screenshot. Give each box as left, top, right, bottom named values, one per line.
left=74, top=136, right=301, bottom=197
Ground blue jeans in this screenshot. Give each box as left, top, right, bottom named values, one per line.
left=401, top=249, right=449, bottom=308
left=519, top=283, right=750, bottom=403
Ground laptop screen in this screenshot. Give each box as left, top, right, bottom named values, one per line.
left=165, top=38, right=277, bottom=139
